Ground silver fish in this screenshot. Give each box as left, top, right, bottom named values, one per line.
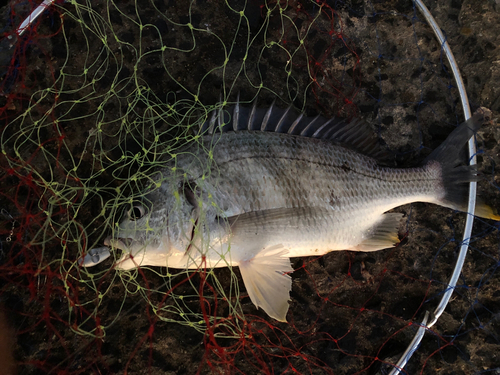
left=83, top=102, right=498, bottom=322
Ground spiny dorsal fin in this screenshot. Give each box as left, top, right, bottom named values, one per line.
left=201, top=97, right=389, bottom=161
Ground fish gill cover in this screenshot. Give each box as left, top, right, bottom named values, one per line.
left=0, top=0, right=499, bottom=374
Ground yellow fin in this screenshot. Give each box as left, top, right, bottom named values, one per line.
left=475, top=203, right=500, bottom=221
left=355, top=213, right=403, bottom=252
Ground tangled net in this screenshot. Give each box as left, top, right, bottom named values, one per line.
left=0, top=0, right=499, bottom=374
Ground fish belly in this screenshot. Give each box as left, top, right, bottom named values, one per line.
left=188, top=131, right=443, bottom=261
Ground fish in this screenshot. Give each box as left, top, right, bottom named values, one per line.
left=82, top=101, right=499, bottom=322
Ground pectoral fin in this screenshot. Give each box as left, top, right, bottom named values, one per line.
left=238, top=245, right=293, bottom=322
left=228, top=207, right=329, bottom=236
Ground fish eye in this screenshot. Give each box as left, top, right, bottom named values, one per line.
left=128, top=205, right=146, bottom=221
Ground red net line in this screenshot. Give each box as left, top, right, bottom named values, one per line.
left=0, top=0, right=498, bottom=374
left=280, top=1, right=361, bottom=118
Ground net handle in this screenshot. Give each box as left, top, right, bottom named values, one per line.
left=17, top=0, right=56, bottom=36
left=388, top=0, right=476, bottom=373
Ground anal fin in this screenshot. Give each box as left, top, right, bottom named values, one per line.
left=355, top=213, right=403, bottom=251
left=238, top=245, right=293, bottom=322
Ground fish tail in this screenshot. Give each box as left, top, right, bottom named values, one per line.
left=425, top=111, right=500, bottom=221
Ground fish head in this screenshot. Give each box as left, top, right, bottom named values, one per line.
left=106, top=186, right=197, bottom=270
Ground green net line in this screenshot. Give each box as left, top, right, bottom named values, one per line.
left=0, top=0, right=499, bottom=373
left=1, top=0, right=361, bottom=339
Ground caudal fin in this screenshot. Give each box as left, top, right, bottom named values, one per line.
left=425, top=111, right=500, bottom=221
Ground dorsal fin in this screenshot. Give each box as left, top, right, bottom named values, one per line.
left=200, top=97, right=389, bottom=161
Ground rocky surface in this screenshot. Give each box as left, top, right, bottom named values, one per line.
left=0, top=0, right=499, bottom=374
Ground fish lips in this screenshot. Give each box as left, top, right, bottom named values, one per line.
left=104, top=236, right=142, bottom=269
left=104, top=235, right=168, bottom=270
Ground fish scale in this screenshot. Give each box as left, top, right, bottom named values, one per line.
left=82, top=105, right=498, bottom=322
left=201, top=132, right=440, bottom=216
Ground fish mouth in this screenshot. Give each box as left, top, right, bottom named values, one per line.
left=104, top=236, right=141, bottom=270
left=104, top=236, right=135, bottom=249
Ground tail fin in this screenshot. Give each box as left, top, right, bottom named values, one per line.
left=425, top=111, right=500, bottom=221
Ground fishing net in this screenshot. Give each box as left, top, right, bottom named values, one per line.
left=0, top=0, right=499, bottom=373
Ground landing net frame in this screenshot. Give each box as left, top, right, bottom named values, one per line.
left=0, top=0, right=497, bottom=373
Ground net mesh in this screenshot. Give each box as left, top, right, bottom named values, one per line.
left=0, top=0, right=499, bottom=374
